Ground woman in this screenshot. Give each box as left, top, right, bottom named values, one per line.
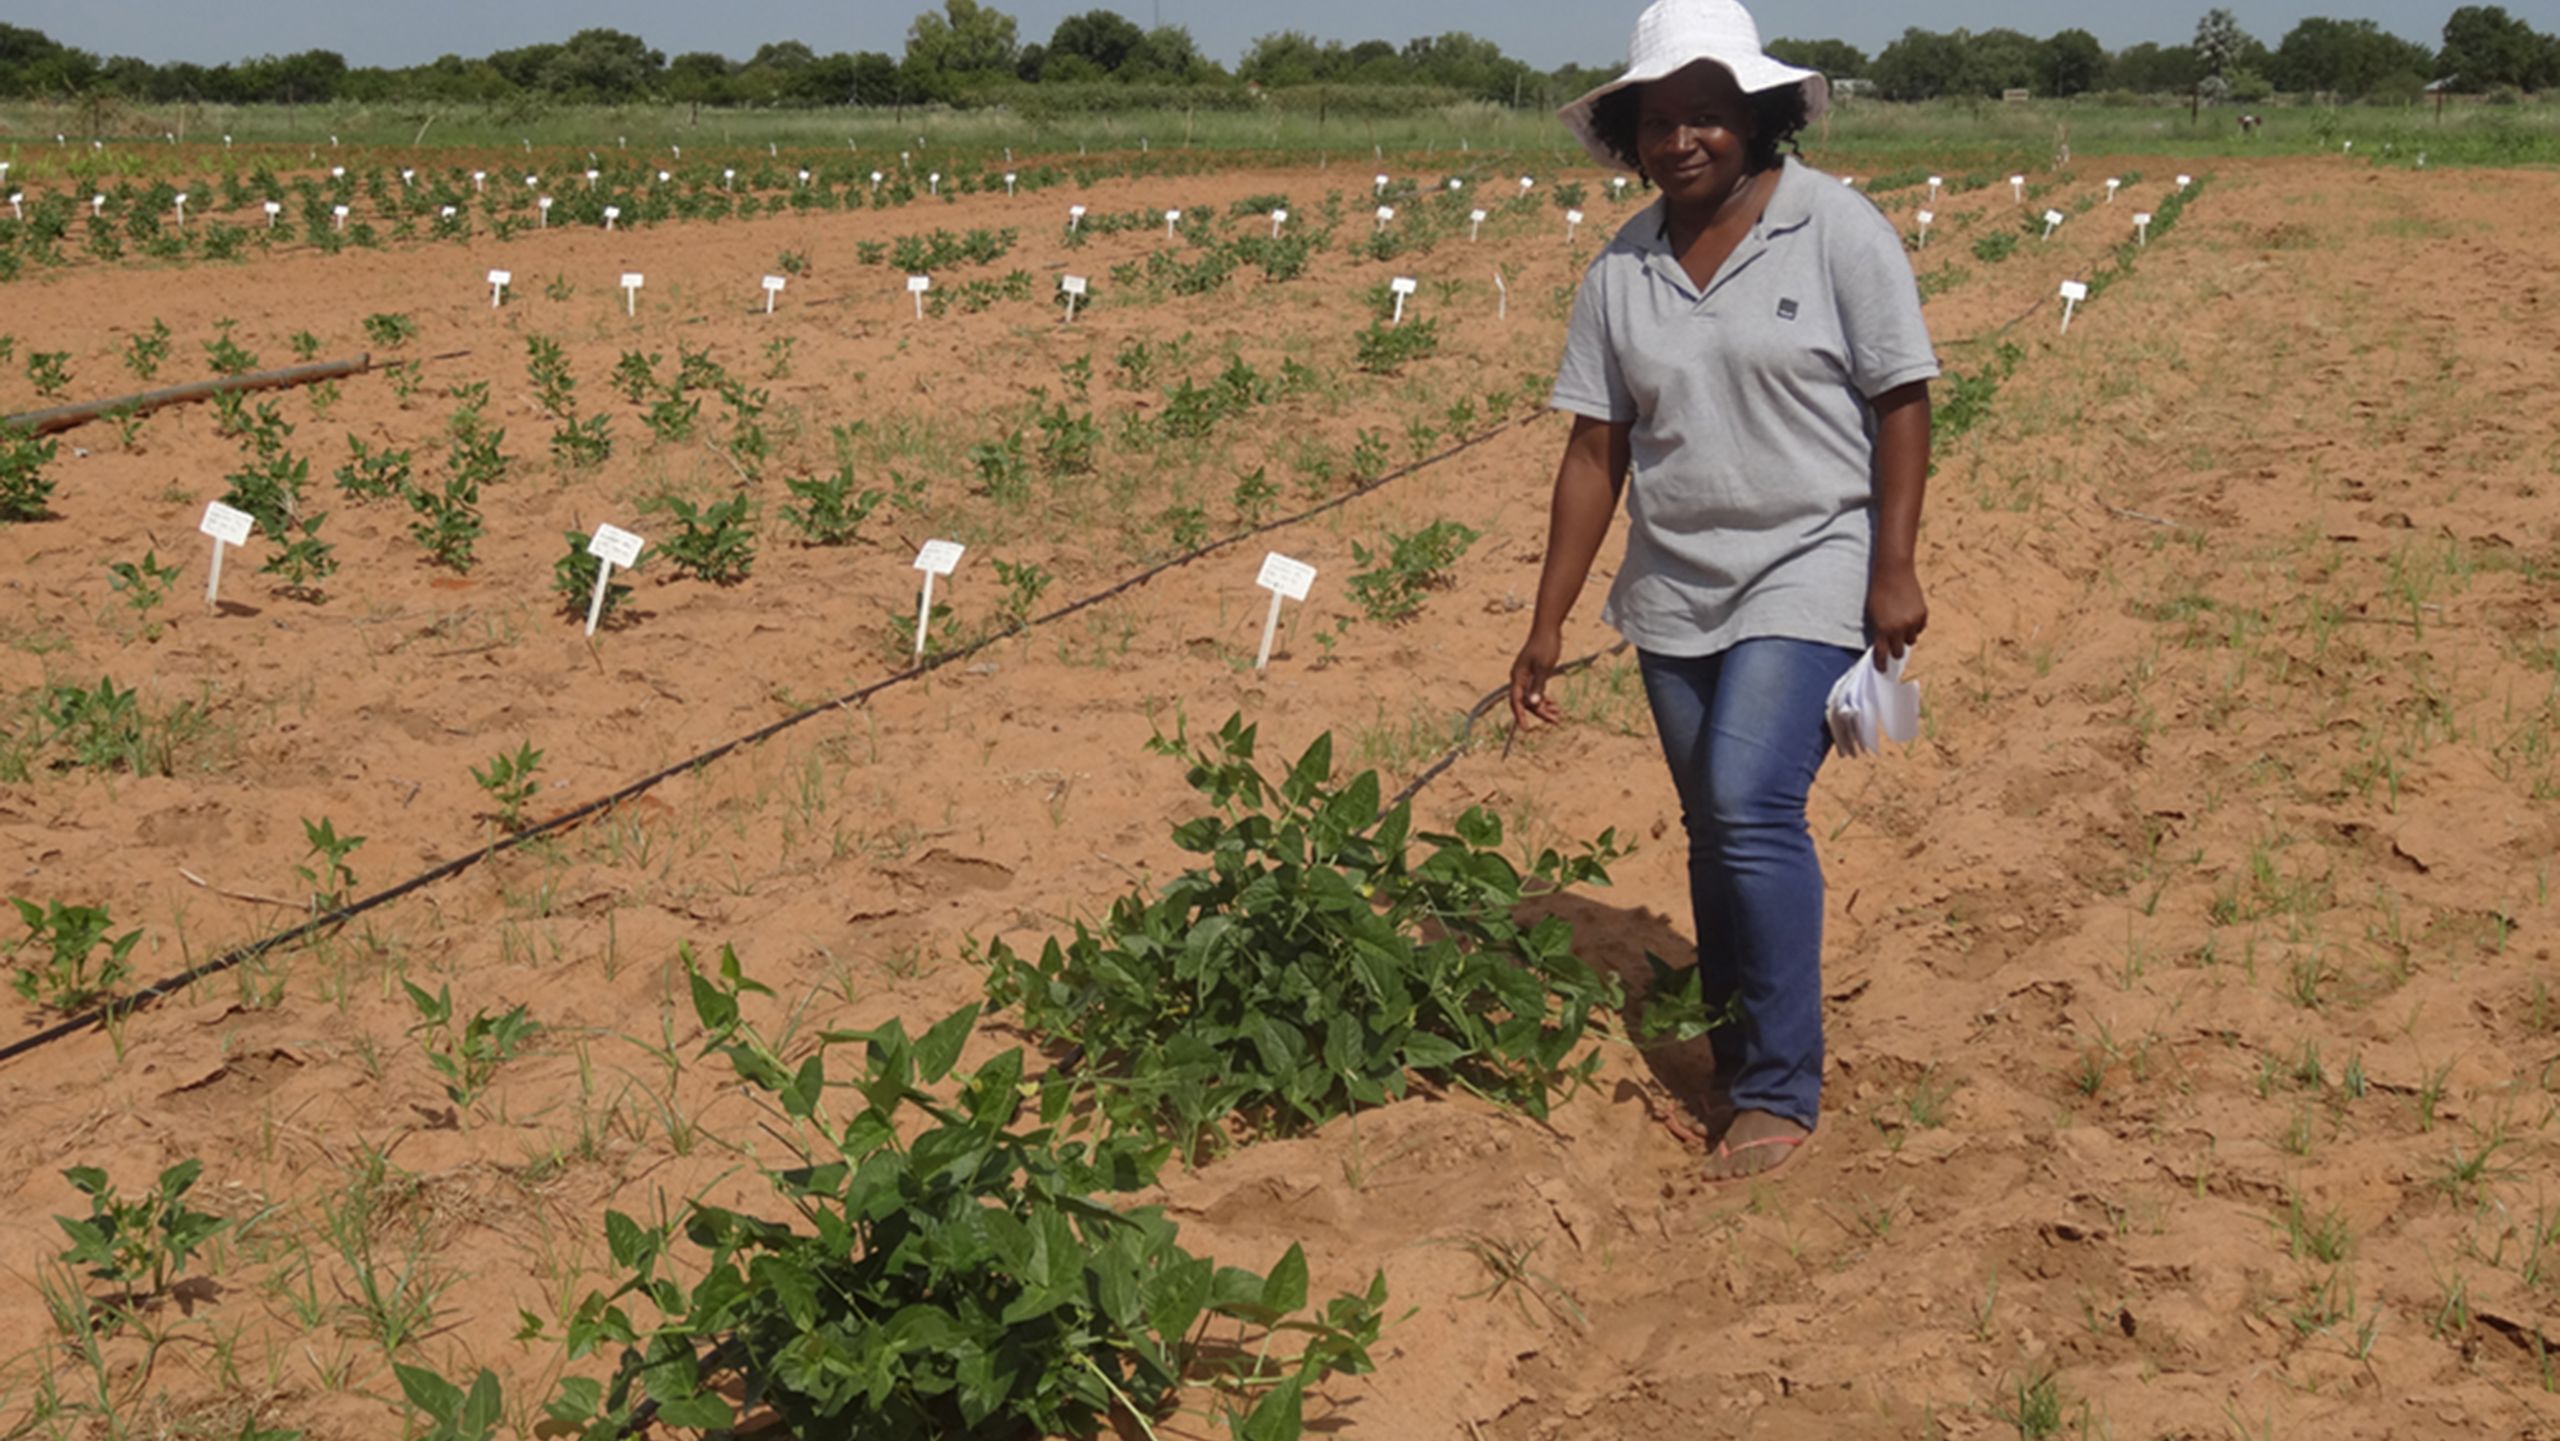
left=1509, top=0, right=1936, bottom=1183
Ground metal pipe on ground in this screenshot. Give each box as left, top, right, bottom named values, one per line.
left=1, top=354, right=373, bottom=437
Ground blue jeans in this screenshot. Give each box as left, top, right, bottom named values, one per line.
left=1638, top=638, right=1858, bottom=1130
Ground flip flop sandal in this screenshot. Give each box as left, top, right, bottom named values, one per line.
left=1704, top=1132, right=1808, bottom=1186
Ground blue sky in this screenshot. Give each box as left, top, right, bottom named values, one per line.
left=18, top=1, right=2457, bottom=70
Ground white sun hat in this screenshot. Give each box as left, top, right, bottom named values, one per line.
left=1558, top=0, right=1830, bottom=171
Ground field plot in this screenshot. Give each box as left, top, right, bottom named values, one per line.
left=1, top=145, right=2556, bottom=1441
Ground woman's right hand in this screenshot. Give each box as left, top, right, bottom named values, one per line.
left=1509, top=626, right=1565, bottom=734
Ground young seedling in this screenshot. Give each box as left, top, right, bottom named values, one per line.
left=990, top=557, right=1053, bottom=631
left=9, top=898, right=141, bottom=1011
left=54, top=1160, right=225, bottom=1305
left=471, top=742, right=543, bottom=832
left=657, top=495, right=755, bottom=584
left=1349, top=519, right=1479, bottom=624
left=106, top=551, right=179, bottom=618
left=402, top=980, right=542, bottom=1113
left=295, top=817, right=365, bottom=913
left=0, top=425, right=61, bottom=522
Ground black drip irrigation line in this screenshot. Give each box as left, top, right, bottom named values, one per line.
left=0, top=408, right=1550, bottom=1069
left=1384, top=642, right=1630, bottom=814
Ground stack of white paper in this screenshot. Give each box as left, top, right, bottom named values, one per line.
left=1826, top=647, right=1922, bottom=758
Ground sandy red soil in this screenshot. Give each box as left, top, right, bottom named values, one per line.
left=2, top=152, right=2556, bottom=1439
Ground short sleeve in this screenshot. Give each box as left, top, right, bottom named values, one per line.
left=1551, top=258, right=1636, bottom=423
left=1828, top=204, right=1940, bottom=398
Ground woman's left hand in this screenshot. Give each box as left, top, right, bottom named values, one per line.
left=1867, top=565, right=1927, bottom=669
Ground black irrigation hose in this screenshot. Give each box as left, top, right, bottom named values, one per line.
left=0, top=408, right=1550, bottom=1068
left=1384, top=642, right=1630, bottom=814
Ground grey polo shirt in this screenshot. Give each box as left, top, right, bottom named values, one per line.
left=1551, top=156, right=1939, bottom=659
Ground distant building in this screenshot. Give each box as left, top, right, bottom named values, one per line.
left=1833, top=77, right=1876, bottom=98
left=2001, top=87, right=2033, bottom=103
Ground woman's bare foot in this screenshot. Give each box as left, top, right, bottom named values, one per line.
left=1701, top=1109, right=1811, bottom=1183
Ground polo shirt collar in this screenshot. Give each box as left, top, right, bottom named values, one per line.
left=1635, top=157, right=1812, bottom=304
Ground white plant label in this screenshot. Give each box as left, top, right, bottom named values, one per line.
left=1061, top=274, right=1087, bottom=323
left=1004, top=172, right=1017, bottom=195
left=332, top=204, right=349, bottom=230
left=908, top=273, right=931, bottom=319
left=1270, top=208, right=1287, bottom=238
left=621, top=272, right=644, bottom=314
left=911, top=540, right=965, bottom=657
left=200, top=502, right=253, bottom=605
left=588, top=522, right=644, bottom=566
left=872, top=170, right=885, bottom=190
left=657, top=170, right=670, bottom=183
left=2042, top=208, right=2064, bottom=238
left=1449, top=178, right=1464, bottom=192
left=2133, top=211, right=2153, bottom=245
left=603, top=204, right=621, bottom=229
left=586, top=169, right=600, bottom=188
left=2058, top=279, right=2089, bottom=334
left=2176, top=173, right=2193, bottom=188
left=724, top=168, right=736, bottom=190
left=2105, top=177, right=2121, bottom=201
left=1254, top=553, right=1317, bottom=670
left=1389, top=275, right=1418, bottom=325
left=1612, top=177, right=1628, bottom=196
left=473, top=170, right=486, bottom=191
left=1520, top=176, right=1535, bottom=192
left=331, top=166, right=345, bottom=180
left=1375, top=205, right=1395, bottom=230
left=487, top=269, right=511, bottom=306
left=263, top=200, right=281, bottom=226
left=761, top=275, right=786, bottom=313
left=173, top=194, right=187, bottom=225
left=1375, top=173, right=1390, bottom=193
left=1916, top=209, right=1934, bottom=247
left=929, top=172, right=941, bottom=195
left=92, top=194, right=105, bottom=216
left=2009, top=174, right=2025, bottom=200
left=440, top=205, right=457, bottom=220
left=538, top=196, right=552, bottom=227
left=1565, top=208, right=1584, bottom=241
left=1069, top=204, right=1086, bottom=230
left=1470, top=207, right=1487, bottom=240
left=1927, top=175, right=1943, bottom=201
left=1164, top=208, right=1181, bottom=237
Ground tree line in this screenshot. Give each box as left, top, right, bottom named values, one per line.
left=0, top=1, right=2550, bottom=111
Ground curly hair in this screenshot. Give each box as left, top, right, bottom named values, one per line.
left=1589, top=76, right=1810, bottom=180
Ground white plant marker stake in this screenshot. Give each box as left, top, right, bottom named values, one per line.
left=1270, top=208, right=1287, bottom=238
left=263, top=200, right=281, bottom=227
left=1164, top=208, right=1180, bottom=238
left=1565, top=208, right=1583, bottom=243
left=2105, top=177, right=2121, bottom=202
left=1927, top=175, right=1943, bottom=203
left=331, top=165, right=345, bottom=181
left=911, top=540, right=964, bottom=658
left=586, top=168, right=599, bottom=189
left=400, top=167, right=415, bottom=187
left=1469, top=207, right=1487, bottom=241
left=928, top=171, right=941, bottom=196
left=1003, top=171, right=1016, bottom=196
left=2010, top=174, right=2025, bottom=202
left=2058, top=279, right=2088, bottom=334
left=1389, top=276, right=1417, bottom=326
left=538, top=196, right=552, bottom=227
left=2176, top=173, right=2193, bottom=188
left=1375, top=204, right=1394, bottom=232
left=1916, top=209, right=1934, bottom=248
left=1449, top=178, right=1464, bottom=193
left=796, top=168, right=809, bottom=188
left=200, top=502, right=253, bottom=607
left=872, top=170, right=884, bottom=193
left=761, top=275, right=785, bottom=314
left=1494, top=269, right=1508, bottom=320
left=1843, top=175, right=1856, bottom=186
left=332, top=204, right=349, bottom=231
left=1069, top=203, right=1086, bottom=230
left=1253, top=554, right=1316, bottom=671
left=724, top=168, right=735, bottom=192
left=440, top=205, right=458, bottom=222
left=621, top=272, right=643, bottom=315
left=584, top=524, right=643, bottom=636
left=488, top=269, right=511, bottom=307
left=907, top=273, right=930, bottom=319
left=1520, top=175, right=1534, bottom=193
left=473, top=170, right=486, bottom=193
left=603, top=205, right=620, bottom=231
left=657, top=169, right=670, bottom=183
left=1613, top=177, right=1628, bottom=200
left=2041, top=208, right=2064, bottom=240
left=1061, top=274, right=1087, bottom=322
left=2133, top=211, right=2152, bottom=246
left=1375, top=173, right=1389, bottom=195
left=6, top=193, right=19, bottom=221
left=173, top=193, right=186, bottom=227
left=92, top=194, right=105, bottom=217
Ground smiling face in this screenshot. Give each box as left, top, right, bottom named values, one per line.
left=1634, top=60, right=1759, bottom=212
